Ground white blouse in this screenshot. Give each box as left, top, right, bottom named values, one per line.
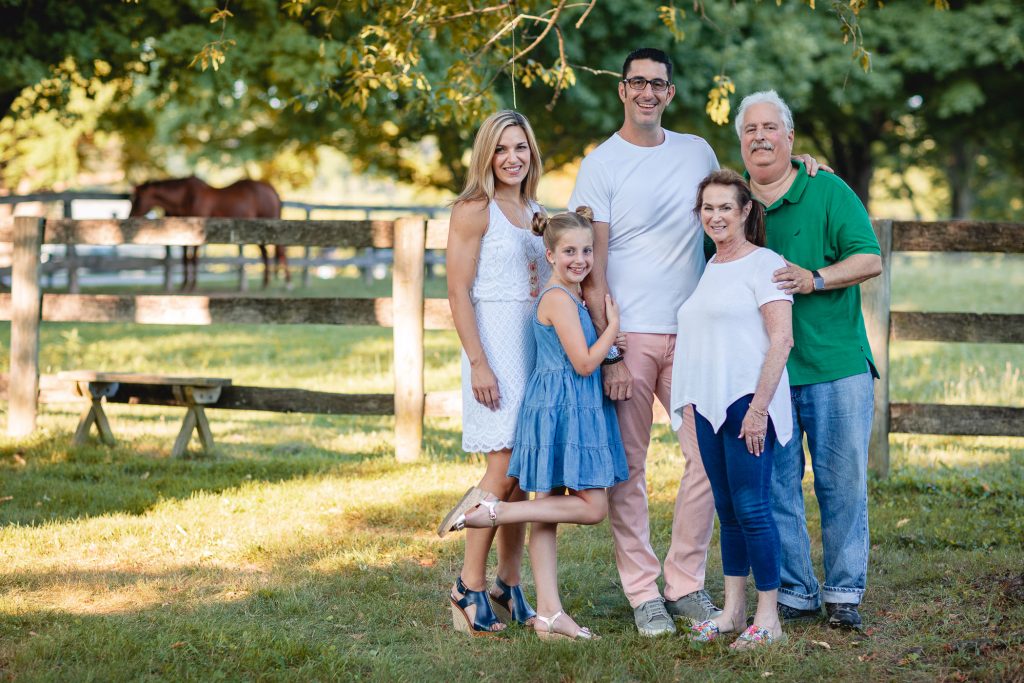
left=670, top=247, right=794, bottom=446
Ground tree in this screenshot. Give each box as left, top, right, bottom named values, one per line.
left=616, top=0, right=1023, bottom=215
left=4, top=0, right=1021, bottom=223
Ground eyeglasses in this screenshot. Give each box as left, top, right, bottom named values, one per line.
left=622, top=77, right=671, bottom=93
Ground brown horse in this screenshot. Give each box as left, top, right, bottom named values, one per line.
left=129, top=176, right=289, bottom=290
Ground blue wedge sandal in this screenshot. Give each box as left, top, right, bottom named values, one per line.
left=490, top=576, right=537, bottom=626
left=450, top=576, right=504, bottom=636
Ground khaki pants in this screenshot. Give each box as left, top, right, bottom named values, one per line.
left=608, top=332, right=716, bottom=607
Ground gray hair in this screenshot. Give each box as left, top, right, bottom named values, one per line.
left=734, top=90, right=794, bottom=138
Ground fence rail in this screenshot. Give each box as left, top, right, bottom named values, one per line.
left=862, top=219, right=1022, bottom=475
left=0, top=192, right=448, bottom=293
left=0, top=374, right=462, bottom=417
left=0, top=191, right=444, bottom=218
left=1, top=214, right=1021, bottom=472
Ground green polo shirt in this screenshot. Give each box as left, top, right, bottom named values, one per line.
left=758, top=162, right=880, bottom=386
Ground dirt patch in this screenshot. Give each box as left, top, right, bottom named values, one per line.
left=970, top=572, right=1024, bottom=608
left=997, top=573, right=1024, bottom=607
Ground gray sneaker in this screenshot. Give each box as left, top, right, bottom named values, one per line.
left=665, top=589, right=723, bottom=623
left=633, top=598, right=677, bottom=637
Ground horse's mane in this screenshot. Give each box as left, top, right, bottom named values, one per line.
left=136, top=175, right=204, bottom=190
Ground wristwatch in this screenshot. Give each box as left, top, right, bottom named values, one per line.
left=811, top=269, right=825, bottom=292
left=602, top=344, right=623, bottom=366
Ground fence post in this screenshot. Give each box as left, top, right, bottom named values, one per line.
left=237, top=245, right=249, bottom=292
left=63, top=200, right=80, bottom=294
left=393, top=216, right=425, bottom=462
left=863, top=219, right=893, bottom=477
left=8, top=217, right=44, bottom=437
left=163, top=246, right=174, bottom=291
left=361, top=209, right=374, bottom=284
left=301, top=207, right=313, bottom=289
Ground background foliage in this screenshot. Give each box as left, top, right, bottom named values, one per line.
left=0, top=0, right=1021, bottom=218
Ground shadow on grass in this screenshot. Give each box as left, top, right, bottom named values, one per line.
left=2, top=502, right=1022, bottom=681
left=869, top=450, right=1024, bottom=551
left=2, top=445, right=1024, bottom=681
left=0, top=430, right=406, bottom=527
left=0, top=408, right=474, bottom=528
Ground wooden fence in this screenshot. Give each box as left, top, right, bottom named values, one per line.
left=862, top=219, right=1023, bottom=476
left=0, top=215, right=1021, bottom=472
left=0, top=215, right=452, bottom=462
left=0, top=192, right=445, bottom=292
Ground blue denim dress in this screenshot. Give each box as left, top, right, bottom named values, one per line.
left=507, top=285, right=628, bottom=492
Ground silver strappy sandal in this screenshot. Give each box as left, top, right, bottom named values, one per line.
left=448, top=496, right=500, bottom=533
left=437, top=487, right=489, bottom=537
left=534, top=610, right=597, bottom=641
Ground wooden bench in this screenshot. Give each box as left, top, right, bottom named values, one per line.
left=57, top=371, right=232, bottom=457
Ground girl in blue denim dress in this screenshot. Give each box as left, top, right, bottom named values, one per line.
left=446, top=207, right=628, bottom=640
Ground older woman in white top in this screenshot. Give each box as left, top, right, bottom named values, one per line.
left=670, top=169, right=794, bottom=650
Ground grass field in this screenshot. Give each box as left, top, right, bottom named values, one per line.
left=0, top=254, right=1021, bottom=681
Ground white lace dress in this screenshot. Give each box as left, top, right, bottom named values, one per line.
left=461, top=201, right=550, bottom=453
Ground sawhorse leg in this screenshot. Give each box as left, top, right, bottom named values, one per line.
left=170, top=407, right=198, bottom=458
left=170, top=385, right=222, bottom=457
left=72, top=383, right=117, bottom=446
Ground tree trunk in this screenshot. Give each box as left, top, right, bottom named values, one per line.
left=947, top=139, right=975, bottom=219
left=829, top=128, right=875, bottom=210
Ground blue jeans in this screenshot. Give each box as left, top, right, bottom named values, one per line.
left=772, top=371, right=874, bottom=610
left=695, top=395, right=780, bottom=592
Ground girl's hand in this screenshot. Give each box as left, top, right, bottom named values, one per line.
left=471, top=362, right=501, bottom=410
left=615, top=332, right=628, bottom=352
left=604, top=294, right=620, bottom=330
left=738, top=407, right=769, bottom=456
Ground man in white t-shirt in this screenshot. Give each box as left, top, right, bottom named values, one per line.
left=570, top=47, right=721, bottom=637
left=571, top=47, right=824, bottom=637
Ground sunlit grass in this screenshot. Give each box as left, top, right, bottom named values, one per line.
left=890, top=343, right=1023, bottom=406
left=1, top=411, right=1020, bottom=680
left=891, top=253, right=1024, bottom=314
left=0, top=251, right=1020, bottom=680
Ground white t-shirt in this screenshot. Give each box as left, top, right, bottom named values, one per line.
left=670, top=247, right=794, bottom=446
left=569, top=130, right=719, bottom=333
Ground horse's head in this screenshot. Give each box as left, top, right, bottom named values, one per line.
left=129, top=182, right=158, bottom=217
left=130, top=178, right=194, bottom=217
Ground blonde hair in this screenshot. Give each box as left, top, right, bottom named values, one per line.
left=532, top=206, right=594, bottom=251
left=453, top=110, right=542, bottom=206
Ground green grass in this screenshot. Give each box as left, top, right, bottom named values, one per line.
left=0, top=255, right=1021, bottom=681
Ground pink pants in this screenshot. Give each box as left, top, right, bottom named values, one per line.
left=609, top=332, right=716, bottom=607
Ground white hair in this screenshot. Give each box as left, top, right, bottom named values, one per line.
left=735, top=90, right=794, bottom=138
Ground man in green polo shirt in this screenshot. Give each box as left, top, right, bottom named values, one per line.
left=736, top=90, right=882, bottom=630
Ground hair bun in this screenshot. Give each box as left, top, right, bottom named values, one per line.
left=531, top=211, right=549, bottom=236
left=573, top=205, right=594, bottom=222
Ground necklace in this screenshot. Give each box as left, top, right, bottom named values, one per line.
left=713, top=241, right=754, bottom=263
left=495, top=195, right=530, bottom=229
left=755, top=166, right=795, bottom=207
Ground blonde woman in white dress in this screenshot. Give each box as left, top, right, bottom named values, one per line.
left=438, top=110, right=550, bottom=635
